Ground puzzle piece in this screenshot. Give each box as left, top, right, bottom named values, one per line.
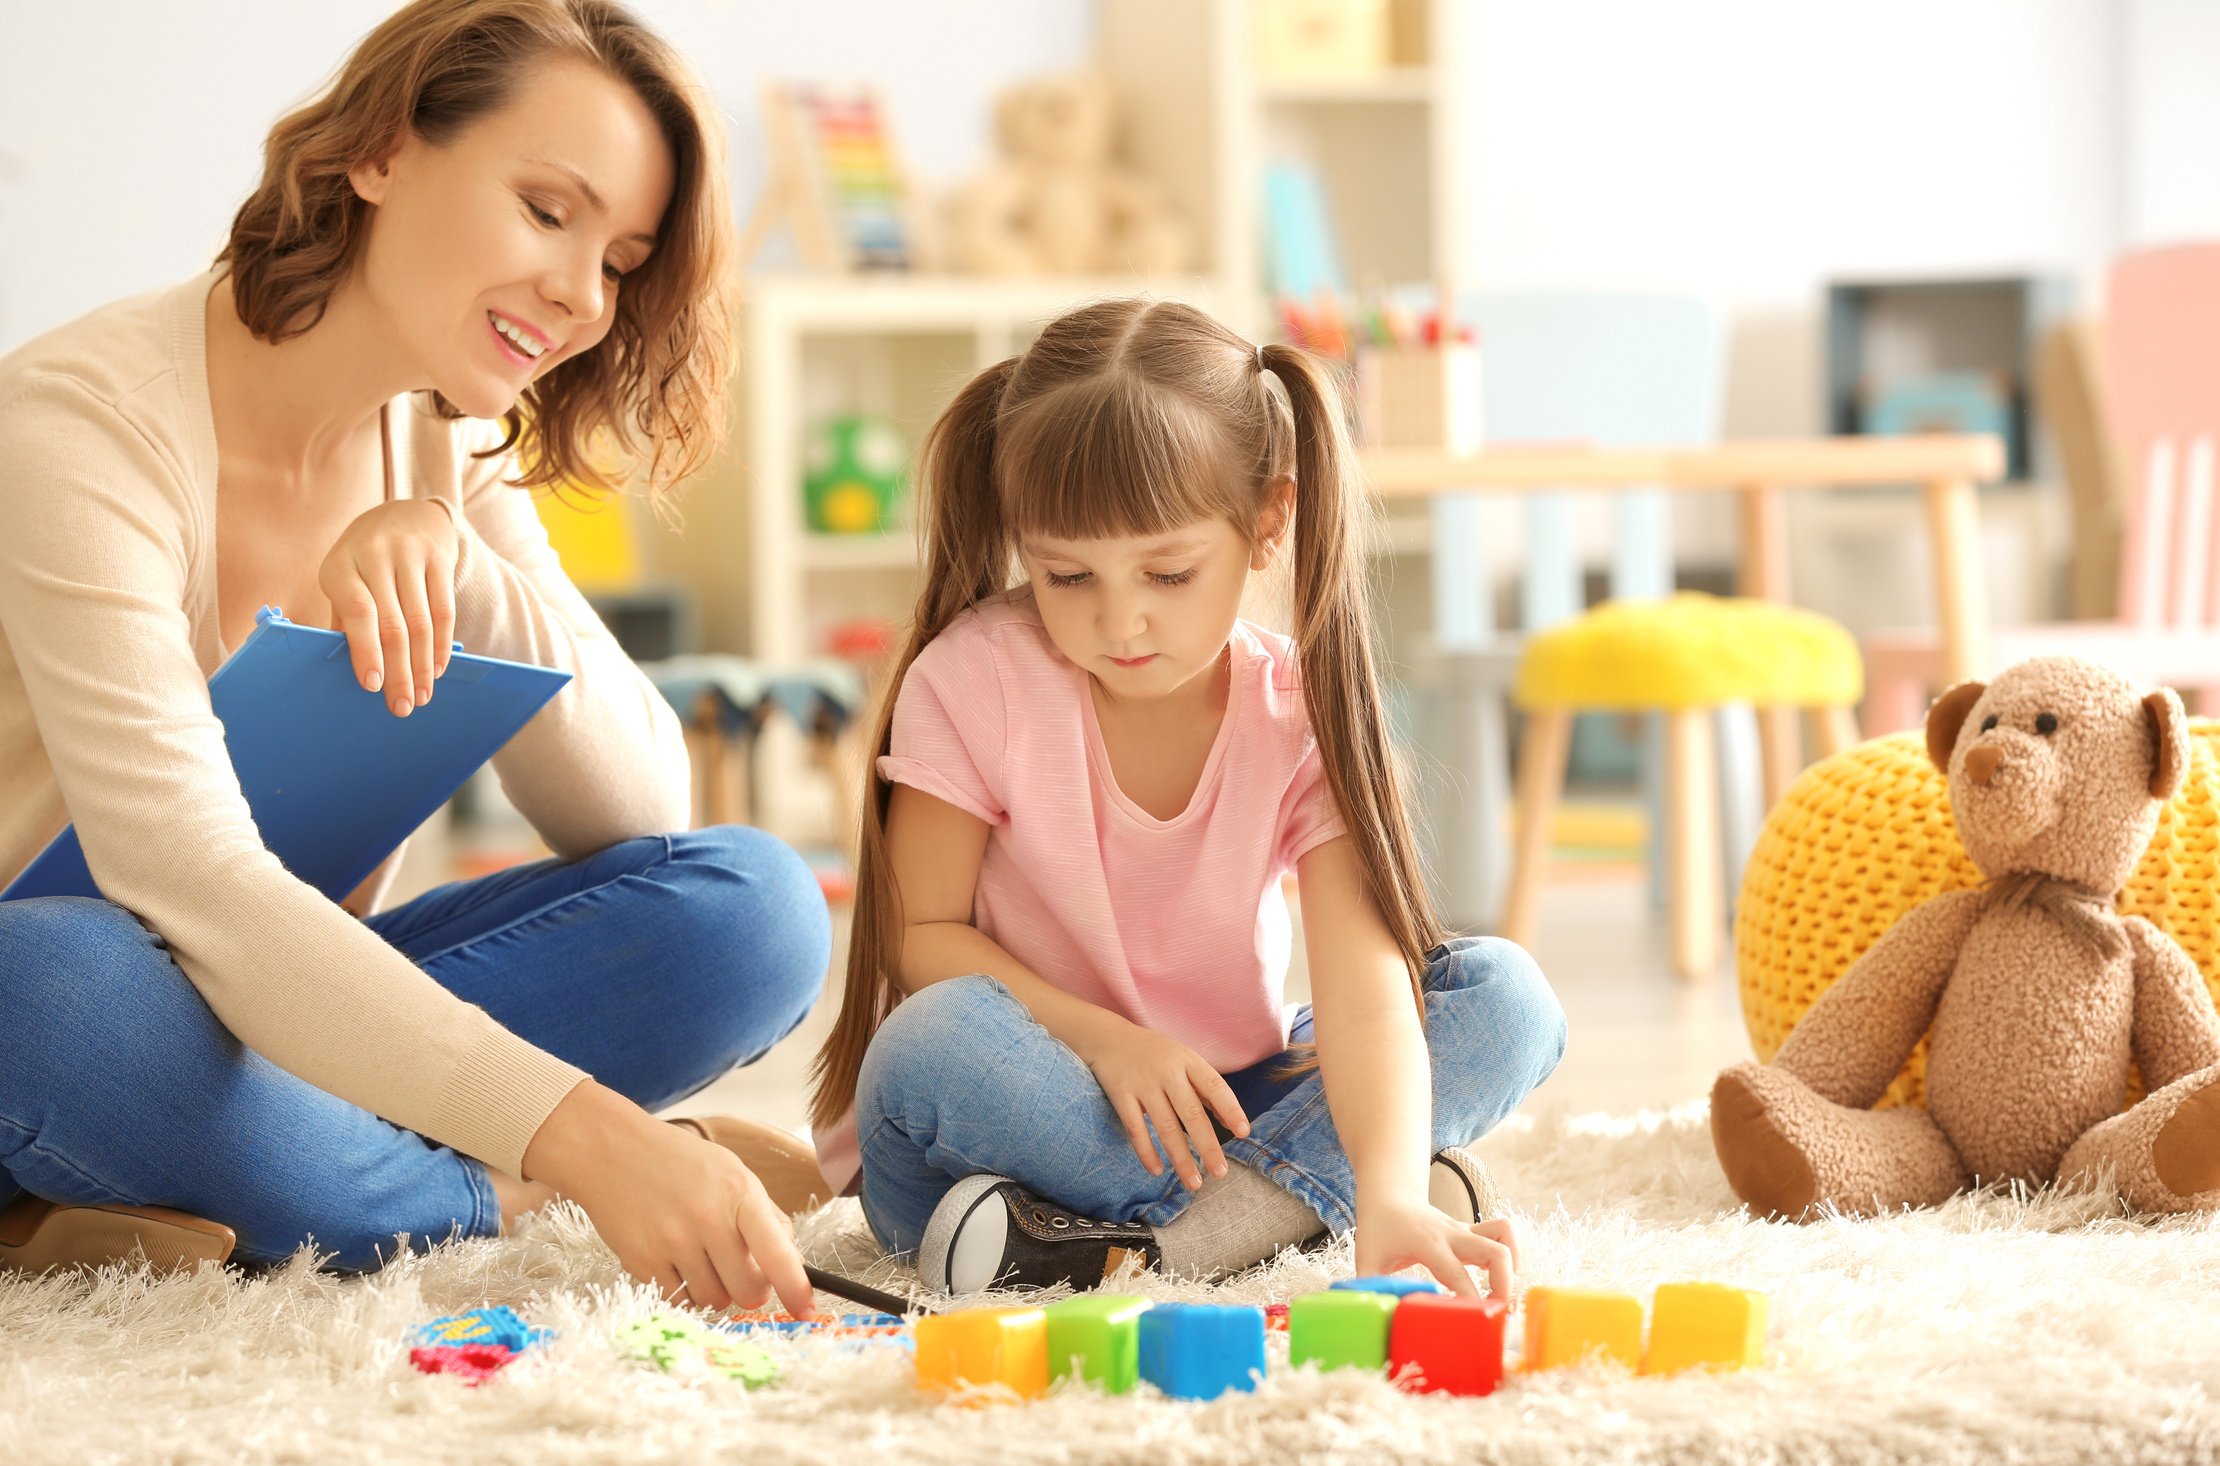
left=620, top=1312, right=779, bottom=1386
left=1043, top=1294, right=1153, bottom=1393
left=408, top=1343, right=517, bottom=1386
left=413, top=1305, right=550, bottom=1354
left=1331, top=1275, right=1446, bottom=1299
left=1641, top=1283, right=1767, bottom=1375
left=1288, top=1289, right=1400, bottom=1372
left=914, top=1307, right=1048, bottom=1400
left=1521, top=1287, right=1642, bottom=1372
left=1388, top=1293, right=1508, bottom=1396
left=1136, top=1303, right=1267, bottom=1401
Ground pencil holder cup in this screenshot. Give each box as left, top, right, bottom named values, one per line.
left=1356, top=342, right=1484, bottom=452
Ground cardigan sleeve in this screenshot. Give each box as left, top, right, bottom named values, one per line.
left=0, top=376, right=588, bottom=1176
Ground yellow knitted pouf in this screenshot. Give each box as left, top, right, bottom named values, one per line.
left=1735, top=720, right=2220, bottom=1108
left=1514, top=592, right=1863, bottom=712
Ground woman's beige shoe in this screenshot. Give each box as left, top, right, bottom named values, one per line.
left=0, top=1196, right=235, bottom=1275
left=667, top=1115, right=832, bottom=1215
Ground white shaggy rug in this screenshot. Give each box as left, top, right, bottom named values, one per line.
left=8, top=1101, right=2220, bottom=1466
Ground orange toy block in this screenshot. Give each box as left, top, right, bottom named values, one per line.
left=1641, top=1283, right=1767, bottom=1375
left=1521, top=1287, right=1642, bottom=1372
left=914, top=1307, right=1049, bottom=1400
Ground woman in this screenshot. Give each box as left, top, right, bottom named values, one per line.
left=0, top=0, right=828, bottom=1318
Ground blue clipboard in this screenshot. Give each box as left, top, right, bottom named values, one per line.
left=0, top=606, right=571, bottom=904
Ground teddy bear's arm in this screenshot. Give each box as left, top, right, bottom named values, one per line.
left=1773, top=888, right=1987, bottom=1107
left=2124, top=915, right=2220, bottom=1090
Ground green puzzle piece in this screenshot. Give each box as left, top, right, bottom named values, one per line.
left=1289, top=1290, right=1399, bottom=1372
left=620, top=1313, right=779, bottom=1387
left=1044, top=1295, right=1154, bottom=1393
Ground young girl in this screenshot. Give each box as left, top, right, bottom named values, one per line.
left=809, top=299, right=1567, bottom=1298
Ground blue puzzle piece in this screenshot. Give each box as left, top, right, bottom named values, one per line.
left=413, top=1306, right=551, bottom=1354
left=1137, top=1303, right=1267, bottom=1401
left=1331, top=1275, right=1447, bottom=1299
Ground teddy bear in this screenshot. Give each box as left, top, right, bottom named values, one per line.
left=940, top=72, right=1189, bottom=277
left=1711, top=655, right=2220, bottom=1219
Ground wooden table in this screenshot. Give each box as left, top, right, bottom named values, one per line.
left=1361, top=433, right=2009, bottom=805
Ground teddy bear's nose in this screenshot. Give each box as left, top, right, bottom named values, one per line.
left=1964, top=744, right=2004, bottom=786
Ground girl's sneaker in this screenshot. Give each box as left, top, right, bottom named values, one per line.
left=0, top=1196, right=234, bottom=1276
left=1428, top=1147, right=1502, bottom=1224
left=917, top=1175, right=1162, bottom=1295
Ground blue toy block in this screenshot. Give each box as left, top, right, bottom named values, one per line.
left=1331, top=1275, right=1447, bottom=1299
left=1136, top=1304, right=1267, bottom=1401
left=413, top=1306, right=550, bottom=1354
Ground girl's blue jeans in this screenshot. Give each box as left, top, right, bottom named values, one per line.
left=854, top=935, right=1568, bottom=1254
left=0, top=826, right=829, bottom=1272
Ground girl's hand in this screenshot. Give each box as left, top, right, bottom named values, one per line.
left=1355, top=1195, right=1519, bottom=1300
left=317, top=499, right=459, bottom=718
left=1070, top=1012, right=1251, bottom=1190
left=522, top=1080, right=817, bottom=1318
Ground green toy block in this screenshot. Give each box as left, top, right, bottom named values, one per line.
left=1044, top=1295, right=1154, bottom=1393
left=1288, top=1289, right=1400, bottom=1372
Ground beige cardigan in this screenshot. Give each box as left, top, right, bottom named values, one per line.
left=0, top=271, right=694, bottom=1177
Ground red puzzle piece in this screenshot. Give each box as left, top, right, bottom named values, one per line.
left=409, top=1342, right=518, bottom=1386
left=1387, top=1294, right=1508, bottom=1397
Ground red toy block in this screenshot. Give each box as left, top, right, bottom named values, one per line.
left=1388, top=1294, right=1508, bottom=1397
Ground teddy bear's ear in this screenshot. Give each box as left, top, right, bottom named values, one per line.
left=2144, top=688, right=2189, bottom=800
left=1925, top=680, right=1987, bottom=773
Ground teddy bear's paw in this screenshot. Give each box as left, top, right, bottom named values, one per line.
left=1710, top=1064, right=1820, bottom=1220
left=2151, top=1070, right=2220, bottom=1201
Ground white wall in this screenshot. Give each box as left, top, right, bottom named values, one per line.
left=0, top=1, right=1093, bottom=352
left=2121, top=0, right=2220, bottom=247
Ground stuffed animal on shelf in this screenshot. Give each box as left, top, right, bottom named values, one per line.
left=940, top=72, right=1189, bottom=278
left=1711, top=655, right=2220, bottom=1219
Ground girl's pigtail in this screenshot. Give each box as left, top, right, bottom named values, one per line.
left=808, top=356, right=1019, bottom=1131
left=1258, top=343, right=1446, bottom=1001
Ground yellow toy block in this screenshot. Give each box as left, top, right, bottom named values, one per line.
left=914, top=1307, right=1049, bottom=1400
left=1641, top=1283, right=1768, bottom=1375
left=1521, top=1287, right=1643, bottom=1372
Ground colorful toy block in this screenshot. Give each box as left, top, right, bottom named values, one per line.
left=408, top=1343, right=516, bottom=1385
left=1331, top=1275, right=1447, bottom=1299
left=1136, top=1304, right=1267, bottom=1401
left=1387, top=1293, right=1508, bottom=1397
left=1264, top=1303, right=1290, bottom=1332
left=1044, top=1294, right=1154, bottom=1393
left=1288, top=1289, right=1400, bottom=1372
left=413, top=1306, right=550, bottom=1354
left=914, top=1307, right=1049, bottom=1400
left=1521, top=1287, right=1643, bottom=1372
left=1641, top=1283, right=1768, bottom=1375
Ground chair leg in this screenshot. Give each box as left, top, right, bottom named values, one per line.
left=1664, top=709, right=1723, bottom=983
left=1500, top=708, right=1573, bottom=952
left=1755, top=704, right=1798, bottom=812
left=1808, top=704, right=1859, bottom=761
left=685, top=691, right=726, bottom=831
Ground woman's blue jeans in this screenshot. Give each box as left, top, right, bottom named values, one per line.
left=0, top=826, right=829, bottom=1272
left=854, top=935, right=1568, bottom=1254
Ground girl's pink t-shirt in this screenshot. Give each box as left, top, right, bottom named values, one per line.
left=815, top=589, right=1346, bottom=1193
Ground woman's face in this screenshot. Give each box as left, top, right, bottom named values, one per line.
left=346, top=57, right=673, bottom=419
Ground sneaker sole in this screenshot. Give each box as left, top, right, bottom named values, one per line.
left=1428, top=1151, right=1483, bottom=1225
left=917, top=1174, right=1012, bottom=1296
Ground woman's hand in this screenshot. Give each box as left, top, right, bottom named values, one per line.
left=318, top=499, right=459, bottom=718
left=521, top=1080, right=817, bottom=1318
left=1068, top=1011, right=1250, bottom=1190
left=1355, top=1195, right=1519, bottom=1300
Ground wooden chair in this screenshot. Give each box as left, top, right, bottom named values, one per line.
left=1413, top=293, right=1770, bottom=935
left=1863, top=242, right=2220, bottom=732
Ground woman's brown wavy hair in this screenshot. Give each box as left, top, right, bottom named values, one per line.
left=216, top=0, right=736, bottom=502
left=809, top=298, right=1448, bottom=1130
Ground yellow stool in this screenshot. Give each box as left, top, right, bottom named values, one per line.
left=1736, top=722, right=2220, bottom=1107
left=1505, top=592, right=1864, bottom=981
